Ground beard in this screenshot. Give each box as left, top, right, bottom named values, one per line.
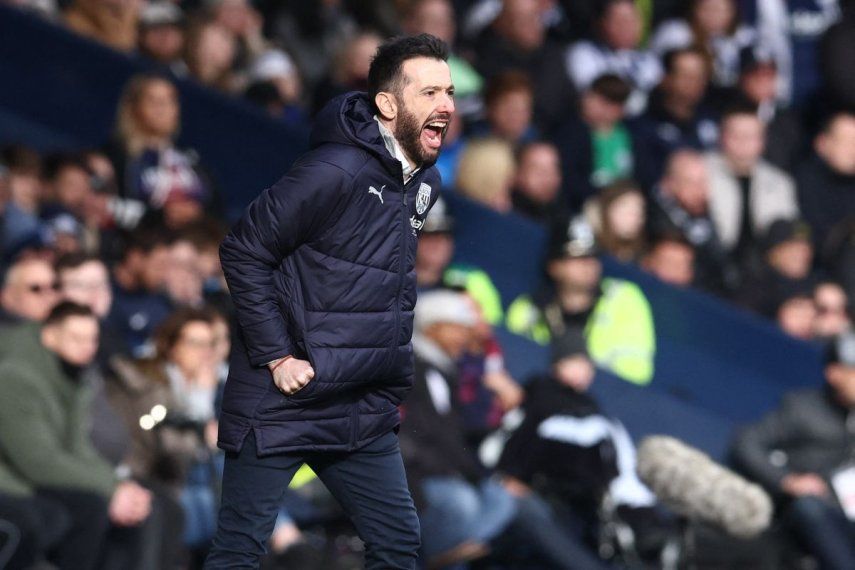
left=393, top=100, right=443, bottom=168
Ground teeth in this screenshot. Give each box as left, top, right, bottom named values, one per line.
left=427, top=121, right=447, bottom=128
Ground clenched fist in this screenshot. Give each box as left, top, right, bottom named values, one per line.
left=269, top=356, right=315, bottom=395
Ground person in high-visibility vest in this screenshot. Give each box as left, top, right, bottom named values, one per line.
left=506, top=217, right=656, bottom=385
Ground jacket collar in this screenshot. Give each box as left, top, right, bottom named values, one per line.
left=375, top=116, right=420, bottom=184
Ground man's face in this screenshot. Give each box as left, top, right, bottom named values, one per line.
left=721, top=114, right=765, bottom=172
left=497, top=0, right=544, bottom=51
left=140, top=25, right=184, bottom=63
left=817, top=116, right=855, bottom=176
left=581, top=92, right=625, bottom=129
left=665, top=155, right=710, bottom=217
left=54, top=165, right=93, bottom=215
left=768, top=240, right=813, bottom=280
left=142, top=245, right=171, bottom=292
left=42, top=315, right=100, bottom=367
left=740, top=66, right=778, bottom=104
left=164, top=241, right=204, bottom=305
left=2, top=260, right=59, bottom=322
left=425, top=321, right=472, bottom=360
left=554, top=355, right=595, bottom=393
left=814, top=283, right=850, bottom=338
left=59, top=261, right=113, bottom=319
left=644, top=242, right=695, bottom=287
left=549, top=256, right=602, bottom=292
left=393, top=57, right=455, bottom=167
left=826, top=363, right=855, bottom=408
left=406, top=0, right=456, bottom=45
left=665, top=52, right=708, bottom=106
left=516, top=144, right=561, bottom=204
left=601, top=1, right=642, bottom=51
left=778, top=297, right=817, bottom=340
left=488, top=89, right=533, bottom=142
left=416, top=232, right=454, bottom=281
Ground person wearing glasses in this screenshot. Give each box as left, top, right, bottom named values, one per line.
left=0, top=257, right=59, bottom=324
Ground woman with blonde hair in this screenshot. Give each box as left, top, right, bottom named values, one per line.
left=455, top=137, right=516, bottom=213
left=108, top=73, right=219, bottom=225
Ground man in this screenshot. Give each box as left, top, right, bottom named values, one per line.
left=706, top=103, right=799, bottom=262
left=0, top=302, right=152, bottom=569
left=631, top=47, right=719, bottom=186
left=648, top=149, right=735, bottom=294
left=641, top=233, right=696, bottom=288
left=732, top=338, right=855, bottom=568
left=552, top=73, right=635, bottom=209
left=506, top=217, right=656, bottom=385
left=206, top=34, right=453, bottom=568
left=511, top=141, right=566, bottom=226
left=0, top=257, right=59, bottom=324
left=796, top=112, right=855, bottom=251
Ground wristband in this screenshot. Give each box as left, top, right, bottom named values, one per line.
left=270, top=355, right=293, bottom=373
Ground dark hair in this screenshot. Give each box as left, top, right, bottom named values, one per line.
left=120, top=227, right=177, bottom=260
left=588, top=73, right=632, bottom=105
left=44, top=301, right=96, bottom=326
left=484, top=71, right=533, bottom=108
left=596, top=0, right=636, bottom=20
left=1, top=145, right=42, bottom=177
left=367, top=34, right=449, bottom=106
left=55, top=252, right=104, bottom=276
left=819, top=110, right=855, bottom=135
left=720, top=100, right=759, bottom=125
left=152, top=307, right=216, bottom=361
left=647, top=231, right=694, bottom=253
left=43, top=153, right=91, bottom=182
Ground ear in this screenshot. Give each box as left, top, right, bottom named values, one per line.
left=375, top=92, right=398, bottom=121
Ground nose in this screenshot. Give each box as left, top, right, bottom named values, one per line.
left=438, top=92, right=455, bottom=115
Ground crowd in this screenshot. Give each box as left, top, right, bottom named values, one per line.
left=0, top=0, right=854, bottom=568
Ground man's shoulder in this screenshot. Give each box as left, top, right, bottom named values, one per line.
left=298, top=143, right=374, bottom=180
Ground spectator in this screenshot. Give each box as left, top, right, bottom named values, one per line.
left=506, top=217, right=656, bottom=385
left=244, top=49, right=307, bottom=127
left=566, top=0, right=663, bottom=116
left=312, top=31, right=382, bottom=114
left=739, top=219, right=817, bottom=317
left=399, top=289, right=517, bottom=568
left=105, top=229, right=174, bottom=357
left=732, top=338, right=855, bottom=569
left=138, top=2, right=186, bottom=74
left=650, top=0, right=755, bottom=88
left=511, top=141, right=566, bottom=226
left=706, top=103, right=799, bottom=264
left=42, top=153, right=103, bottom=252
left=0, top=257, right=58, bottom=323
left=631, top=47, right=719, bottom=186
left=730, top=44, right=803, bottom=172
left=587, top=179, right=647, bottom=263
left=552, top=74, right=636, bottom=210
left=183, top=16, right=239, bottom=93
left=642, top=233, right=697, bottom=287
left=163, top=232, right=205, bottom=308
left=0, top=302, right=153, bottom=569
left=55, top=252, right=111, bottom=319
left=648, top=149, right=735, bottom=293
left=740, top=0, right=841, bottom=107
left=814, top=281, right=851, bottom=341
left=455, top=137, right=516, bottom=213
left=796, top=111, right=855, bottom=250
left=777, top=293, right=818, bottom=339
left=207, top=0, right=266, bottom=71
left=480, top=71, right=537, bottom=145
left=108, top=73, right=220, bottom=219
left=473, top=0, right=575, bottom=127
left=822, top=1, right=855, bottom=109
left=2, top=145, right=43, bottom=251
left=107, top=308, right=223, bottom=552
left=496, top=328, right=666, bottom=567
left=63, top=0, right=140, bottom=51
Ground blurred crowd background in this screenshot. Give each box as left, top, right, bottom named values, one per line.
left=0, top=0, right=854, bottom=568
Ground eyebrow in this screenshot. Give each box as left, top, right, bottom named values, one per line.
left=421, top=85, right=455, bottom=92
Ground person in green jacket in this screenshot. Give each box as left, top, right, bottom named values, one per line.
left=0, top=302, right=152, bottom=569
left=506, top=217, right=656, bottom=385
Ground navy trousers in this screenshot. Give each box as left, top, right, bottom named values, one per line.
left=204, top=430, right=420, bottom=569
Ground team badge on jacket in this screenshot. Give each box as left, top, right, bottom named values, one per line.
left=416, top=183, right=431, bottom=215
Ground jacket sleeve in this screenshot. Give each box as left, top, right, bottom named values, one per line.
left=0, top=364, right=117, bottom=497
left=731, top=394, right=804, bottom=493
left=220, top=159, right=350, bottom=367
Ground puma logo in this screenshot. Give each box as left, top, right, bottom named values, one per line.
left=368, top=185, right=386, bottom=204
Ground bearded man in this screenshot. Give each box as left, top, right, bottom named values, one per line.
left=205, top=34, right=454, bottom=569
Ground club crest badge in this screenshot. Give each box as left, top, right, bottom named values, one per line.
left=416, top=183, right=431, bottom=215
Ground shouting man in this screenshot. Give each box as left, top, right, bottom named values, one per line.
left=205, top=34, right=454, bottom=569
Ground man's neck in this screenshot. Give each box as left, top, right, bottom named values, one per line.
left=375, top=117, right=418, bottom=181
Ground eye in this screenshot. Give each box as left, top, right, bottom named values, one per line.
left=425, top=90, right=435, bottom=97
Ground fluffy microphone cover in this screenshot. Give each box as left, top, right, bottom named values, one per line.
left=637, top=436, right=773, bottom=538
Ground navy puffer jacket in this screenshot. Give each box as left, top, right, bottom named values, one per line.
left=217, top=92, right=441, bottom=455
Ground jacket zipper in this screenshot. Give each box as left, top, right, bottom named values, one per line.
left=392, top=179, right=410, bottom=357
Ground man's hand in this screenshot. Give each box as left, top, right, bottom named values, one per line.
left=269, top=356, right=315, bottom=395
left=109, top=481, right=152, bottom=527
left=781, top=473, right=830, bottom=497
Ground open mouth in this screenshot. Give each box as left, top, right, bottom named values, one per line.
left=421, top=118, right=448, bottom=150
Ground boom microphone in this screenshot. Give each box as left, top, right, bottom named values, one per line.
left=636, top=436, right=772, bottom=539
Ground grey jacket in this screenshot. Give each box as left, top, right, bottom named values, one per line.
left=732, top=388, right=854, bottom=495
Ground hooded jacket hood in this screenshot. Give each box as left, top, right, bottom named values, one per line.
left=311, top=91, right=402, bottom=178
